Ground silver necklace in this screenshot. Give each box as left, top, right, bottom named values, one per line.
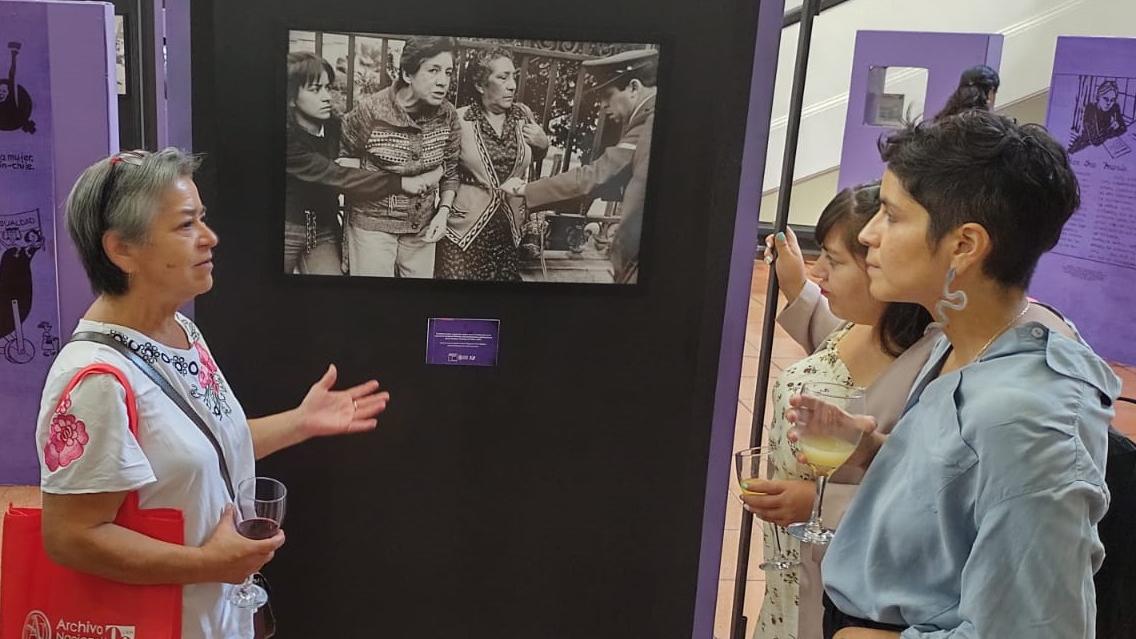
left=973, top=301, right=1031, bottom=362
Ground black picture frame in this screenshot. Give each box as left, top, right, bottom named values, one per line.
left=276, top=22, right=671, bottom=291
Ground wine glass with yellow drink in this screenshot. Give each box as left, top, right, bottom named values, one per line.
left=735, top=446, right=799, bottom=571
left=785, top=382, right=866, bottom=545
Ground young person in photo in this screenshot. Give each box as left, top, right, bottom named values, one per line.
left=285, top=52, right=442, bottom=275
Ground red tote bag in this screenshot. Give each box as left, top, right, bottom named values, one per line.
left=1, top=364, right=184, bottom=639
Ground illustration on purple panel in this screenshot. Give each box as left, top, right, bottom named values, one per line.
left=0, top=207, right=48, bottom=364
left=1029, top=36, right=1136, bottom=366
left=0, top=3, right=62, bottom=484
left=1066, top=76, right=1134, bottom=158
left=0, top=41, right=37, bottom=133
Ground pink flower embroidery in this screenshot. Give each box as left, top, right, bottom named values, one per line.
left=44, top=407, right=90, bottom=472
left=194, top=341, right=220, bottom=393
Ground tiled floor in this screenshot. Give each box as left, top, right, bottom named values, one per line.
left=713, top=262, right=807, bottom=639
left=2, top=260, right=1134, bottom=637
left=712, top=261, right=1136, bottom=639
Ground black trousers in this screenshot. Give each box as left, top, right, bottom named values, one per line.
left=823, top=593, right=906, bottom=638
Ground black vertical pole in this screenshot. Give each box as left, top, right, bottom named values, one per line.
left=728, top=0, right=820, bottom=637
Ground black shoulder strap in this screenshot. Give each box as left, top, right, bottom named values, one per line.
left=70, top=331, right=236, bottom=500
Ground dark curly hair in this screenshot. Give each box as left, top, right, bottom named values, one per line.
left=933, top=65, right=1000, bottom=121
left=815, top=183, right=932, bottom=356
left=287, top=51, right=334, bottom=103
left=879, top=110, right=1080, bottom=289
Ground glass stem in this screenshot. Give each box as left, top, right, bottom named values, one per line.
left=237, top=574, right=254, bottom=596
left=807, top=473, right=829, bottom=532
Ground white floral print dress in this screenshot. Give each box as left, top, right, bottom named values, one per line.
left=754, top=323, right=853, bottom=639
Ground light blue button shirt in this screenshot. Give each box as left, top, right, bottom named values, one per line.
left=822, top=321, right=1120, bottom=638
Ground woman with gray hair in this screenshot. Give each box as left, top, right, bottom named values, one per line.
left=36, top=148, right=390, bottom=639
left=435, top=46, right=549, bottom=280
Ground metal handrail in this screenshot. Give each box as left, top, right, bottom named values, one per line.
left=729, top=0, right=821, bottom=636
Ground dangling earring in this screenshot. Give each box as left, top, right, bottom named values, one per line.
left=928, top=266, right=968, bottom=332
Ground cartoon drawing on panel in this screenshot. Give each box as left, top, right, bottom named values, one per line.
left=1068, top=76, right=1135, bottom=158
left=38, top=321, right=58, bottom=357
left=0, top=41, right=37, bottom=134
left=1, top=209, right=45, bottom=364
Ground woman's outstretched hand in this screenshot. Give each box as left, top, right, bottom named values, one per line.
left=297, top=364, right=389, bottom=438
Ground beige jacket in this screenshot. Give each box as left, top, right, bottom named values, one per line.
left=447, top=104, right=536, bottom=250
left=774, top=280, right=939, bottom=639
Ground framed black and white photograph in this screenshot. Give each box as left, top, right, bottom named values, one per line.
left=114, top=15, right=127, bottom=96
left=284, top=29, right=661, bottom=284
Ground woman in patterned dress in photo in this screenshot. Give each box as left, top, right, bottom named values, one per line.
left=436, top=47, right=549, bottom=281
left=742, top=184, right=935, bottom=639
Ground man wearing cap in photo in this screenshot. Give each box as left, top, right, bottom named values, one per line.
left=503, top=48, right=657, bottom=284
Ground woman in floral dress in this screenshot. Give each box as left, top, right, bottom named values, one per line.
left=743, top=185, right=935, bottom=639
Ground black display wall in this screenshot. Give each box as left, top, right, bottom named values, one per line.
left=99, top=0, right=156, bottom=150
left=190, top=1, right=775, bottom=636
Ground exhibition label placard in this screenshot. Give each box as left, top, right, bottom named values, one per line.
left=426, top=318, right=500, bottom=367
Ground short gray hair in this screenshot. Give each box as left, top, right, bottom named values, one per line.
left=65, top=148, right=201, bottom=295
left=471, top=46, right=515, bottom=91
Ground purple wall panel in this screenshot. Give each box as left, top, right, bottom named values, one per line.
left=838, top=30, right=1003, bottom=189
left=0, top=0, right=115, bottom=484
left=1030, top=36, right=1136, bottom=366
left=0, top=1, right=58, bottom=485
left=691, top=0, right=785, bottom=635
left=164, top=0, right=194, bottom=320
left=48, top=1, right=117, bottom=339
left=163, top=0, right=193, bottom=152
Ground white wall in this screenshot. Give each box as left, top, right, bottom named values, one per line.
left=761, top=90, right=1052, bottom=227
left=762, top=0, right=1136, bottom=222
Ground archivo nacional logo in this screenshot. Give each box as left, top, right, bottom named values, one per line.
left=22, top=611, right=136, bottom=639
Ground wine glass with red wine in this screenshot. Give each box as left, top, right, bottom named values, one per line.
left=228, top=476, right=286, bottom=609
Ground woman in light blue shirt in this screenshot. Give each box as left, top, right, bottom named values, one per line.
left=809, top=111, right=1120, bottom=639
